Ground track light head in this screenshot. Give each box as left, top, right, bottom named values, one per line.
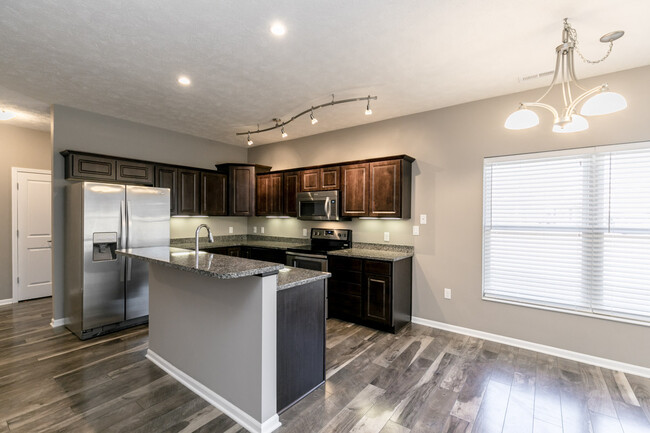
left=365, top=96, right=372, bottom=115
left=310, top=108, right=318, bottom=125
left=247, top=132, right=253, bottom=146
left=281, top=125, right=288, bottom=138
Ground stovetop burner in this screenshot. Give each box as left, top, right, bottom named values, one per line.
left=286, top=228, right=352, bottom=256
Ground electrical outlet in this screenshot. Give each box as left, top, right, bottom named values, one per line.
left=444, top=288, right=452, bottom=299
left=253, top=226, right=257, bottom=233
left=261, top=227, right=265, bottom=234
left=228, top=226, right=233, bottom=234
left=302, top=228, right=308, bottom=237
left=384, top=232, right=390, bottom=242
left=420, top=214, right=427, bottom=224
left=412, top=226, right=420, bottom=236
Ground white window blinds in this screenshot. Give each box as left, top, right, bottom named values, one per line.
left=483, top=142, right=650, bottom=324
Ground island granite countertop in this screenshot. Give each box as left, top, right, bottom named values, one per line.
left=117, top=247, right=330, bottom=289
left=117, top=247, right=282, bottom=279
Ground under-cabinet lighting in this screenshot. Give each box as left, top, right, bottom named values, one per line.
left=266, top=216, right=291, bottom=219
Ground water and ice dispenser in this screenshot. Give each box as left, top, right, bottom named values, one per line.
left=92, top=232, right=117, bottom=261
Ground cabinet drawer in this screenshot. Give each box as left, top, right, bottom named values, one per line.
left=328, top=256, right=362, bottom=272
left=329, top=293, right=362, bottom=319
left=330, top=269, right=362, bottom=285
left=364, top=260, right=392, bottom=276
left=116, top=160, right=154, bottom=185
left=329, top=280, right=362, bottom=297
left=71, top=154, right=116, bottom=180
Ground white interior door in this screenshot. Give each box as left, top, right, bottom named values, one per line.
left=15, top=171, right=52, bottom=301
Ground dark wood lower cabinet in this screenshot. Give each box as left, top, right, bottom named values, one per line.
left=328, top=256, right=412, bottom=333
left=276, top=279, right=325, bottom=412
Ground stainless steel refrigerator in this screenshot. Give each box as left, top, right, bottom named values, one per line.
left=64, top=182, right=170, bottom=339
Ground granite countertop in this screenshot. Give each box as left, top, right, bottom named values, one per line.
left=172, top=239, right=306, bottom=251
left=116, top=247, right=330, bottom=289
left=327, top=248, right=414, bottom=261
left=117, top=247, right=283, bottom=279
left=277, top=266, right=330, bottom=291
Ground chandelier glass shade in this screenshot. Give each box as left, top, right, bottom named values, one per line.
left=505, top=19, right=626, bottom=133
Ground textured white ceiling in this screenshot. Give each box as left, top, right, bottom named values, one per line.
left=0, top=1, right=649, bottom=146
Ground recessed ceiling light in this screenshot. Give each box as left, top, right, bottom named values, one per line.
left=270, top=22, right=286, bottom=36
left=177, top=76, right=191, bottom=86
left=0, top=110, right=16, bottom=120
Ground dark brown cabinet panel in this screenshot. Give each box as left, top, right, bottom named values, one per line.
left=320, top=166, right=340, bottom=190
left=116, top=160, right=154, bottom=185
left=364, top=274, right=391, bottom=324
left=230, top=166, right=255, bottom=216
left=256, top=173, right=283, bottom=216
left=328, top=256, right=412, bottom=333
left=283, top=171, right=300, bottom=216
left=69, top=153, right=116, bottom=181
left=300, top=169, right=320, bottom=191
left=341, top=163, right=369, bottom=217
left=369, top=160, right=401, bottom=217
left=177, top=169, right=201, bottom=215
left=154, top=165, right=178, bottom=215
left=201, top=172, right=227, bottom=216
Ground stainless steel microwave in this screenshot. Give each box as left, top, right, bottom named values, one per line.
left=297, top=191, right=341, bottom=220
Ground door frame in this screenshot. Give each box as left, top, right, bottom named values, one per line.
left=11, top=167, right=52, bottom=303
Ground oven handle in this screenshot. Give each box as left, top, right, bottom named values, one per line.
left=286, top=251, right=328, bottom=260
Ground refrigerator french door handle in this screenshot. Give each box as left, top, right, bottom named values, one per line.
left=120, top=256, right=125, bottom=282
left=120, top=200, right=126, bottom=249
left=126, top=200, right=132, bottom=247
left=126, top=257, right=132, bottom=281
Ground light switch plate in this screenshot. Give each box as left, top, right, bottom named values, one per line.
left=253, top=226, right=257, bottom=233
left=261, top=227, right=265, bottom=234
left=444, top=288, right=452, bottom=299
left=384, top=232, right=390, bottom=242
left=228, top=226, right=233, bottom=234
left=420, top=214, right=427, bottom=224
left=303, top=228, right=308, bottom=237
left=412, top=226, right=420, bottom=236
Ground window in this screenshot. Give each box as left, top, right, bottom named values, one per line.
left=482, top=142, right=650, bottom=324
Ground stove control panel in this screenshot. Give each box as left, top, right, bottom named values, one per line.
left=311, top=228, right=352, bottom=241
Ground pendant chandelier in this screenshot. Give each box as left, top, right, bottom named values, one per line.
left=505, top=19, right=627, bottom=133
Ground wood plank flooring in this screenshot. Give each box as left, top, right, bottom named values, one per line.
left=1, top=298, right=649, bottom=432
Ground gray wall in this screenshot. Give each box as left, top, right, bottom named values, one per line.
left=0, top=124, right=51, bottom=301
left=249, top=65, right=650, bottom=368
left=51, top=105, right=247, bottom=319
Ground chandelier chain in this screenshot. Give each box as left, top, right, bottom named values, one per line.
left=566, top=23, right=614, bottom=64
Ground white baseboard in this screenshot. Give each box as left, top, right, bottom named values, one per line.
left=0, top=298, right=16, bottom=306
left=146, top=349, right=281, bottom=433
left=412, top=316, right=650, bottom=379
left=50, top=318, right=65, bottom=328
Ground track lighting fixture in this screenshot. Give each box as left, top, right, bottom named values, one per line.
left=236, top=94, right=377, bottom=144
left=505, top=19, right=626, bottom=133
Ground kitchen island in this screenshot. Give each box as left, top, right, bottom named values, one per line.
left=116, top=247, right=329, bottom=433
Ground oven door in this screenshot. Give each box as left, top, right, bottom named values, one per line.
left=286, top=252, right=328, bottom=271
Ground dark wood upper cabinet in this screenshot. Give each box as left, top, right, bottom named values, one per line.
left=257, top=173, right=283, bottom=216
left=230, top=166, right=255, bottom=216
left=368, top=158, right=412, bottom=218
left=177, top=168, right=201, bottom=215
left=320, top=166, right=340, bottom=190
left=300, top=169, right=320, bottom=192
left=283, top=171, right=300, bottom=217
left=116, top=160, right=154, bottom=185
left=341, top=163, right=369, bottom=217
left=154, top=165, right=178, bottom=215
left=64, top=152, right=116, bottom=182
left=201, top=172, right=227, bottom=216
